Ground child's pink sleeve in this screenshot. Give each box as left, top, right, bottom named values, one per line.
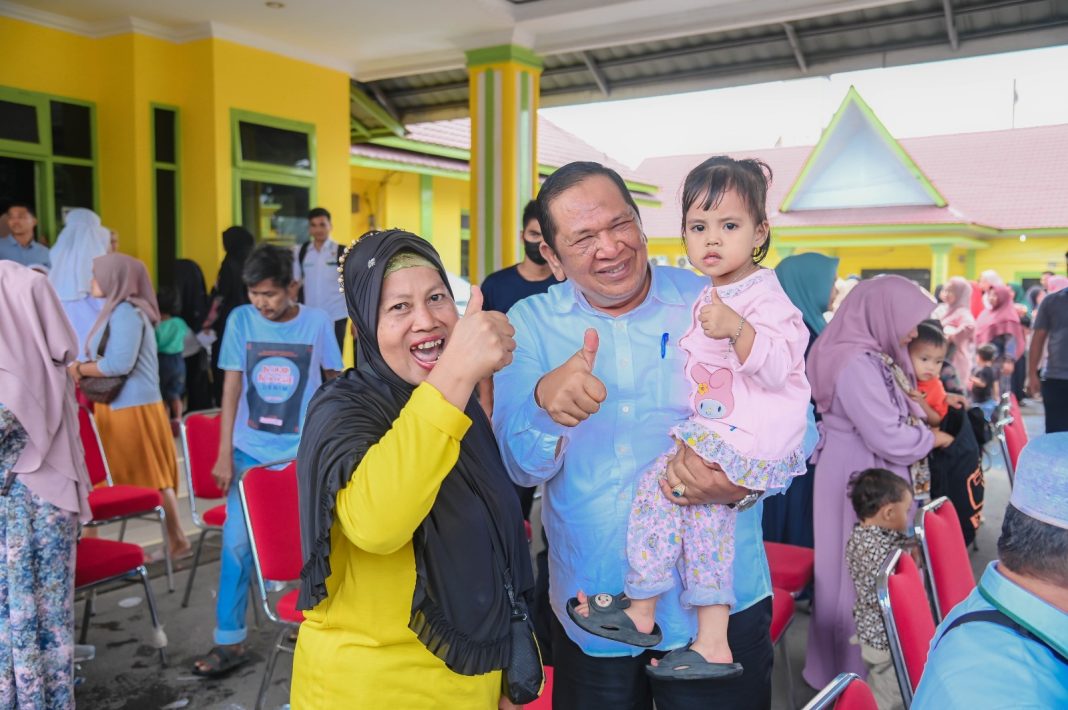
left=730, top=292, right=809, bottom=391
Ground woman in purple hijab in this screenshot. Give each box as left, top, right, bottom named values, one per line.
left=802, top=275, right=952, bottom=688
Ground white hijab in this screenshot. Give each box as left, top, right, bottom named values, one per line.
left=48, top=208, right=110, bottom=301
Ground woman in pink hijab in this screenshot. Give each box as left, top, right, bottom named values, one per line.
left=975, top=284, right=1026, bottom=396
left=939, top=277, right=977, bottom=391
left=802, top=275, right=953, bottom=688
left=0, top=262, right=92, bottom=707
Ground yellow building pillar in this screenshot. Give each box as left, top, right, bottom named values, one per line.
left=466, top=45, right=541, bottom=283
left=931, top=244, right=951, bottom=288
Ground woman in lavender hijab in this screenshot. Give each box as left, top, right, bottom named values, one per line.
left=802, top=275, right=953, bottom=688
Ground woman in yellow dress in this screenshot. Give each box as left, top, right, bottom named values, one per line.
left=293, top=230, right=534, bottom=708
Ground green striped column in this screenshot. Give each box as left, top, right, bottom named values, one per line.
left=466, top=45, right=541, bottom=283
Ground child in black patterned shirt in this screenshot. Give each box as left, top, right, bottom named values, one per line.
left=845, top=468, right=914, bottom=710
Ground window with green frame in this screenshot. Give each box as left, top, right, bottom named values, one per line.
left=231, top=109, right=315, bottom=246
left=152, top=105, right=180, bottom=287
left=0, top=85, right=97, bottom=244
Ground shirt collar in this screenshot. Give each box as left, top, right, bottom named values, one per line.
left=550, top=265, right=690, bottom=316
left=980, top=562, right=1068, bottom=659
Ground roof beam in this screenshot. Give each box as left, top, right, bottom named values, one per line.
left=368, top=82, right=402, bottom=124
left=581, top=51, right=611, bottom=97
left=942, top=0, right=960, bottom=50
left=782, top=22, right=807, bottom=74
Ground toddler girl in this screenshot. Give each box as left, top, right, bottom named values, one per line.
left=568, top=156, right=811, bottom=680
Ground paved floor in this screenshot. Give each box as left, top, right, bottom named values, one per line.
left=75, top=404, right=1045, bottom=709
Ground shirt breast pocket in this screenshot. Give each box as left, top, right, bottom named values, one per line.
left=656, top=347, right=691, bottom=414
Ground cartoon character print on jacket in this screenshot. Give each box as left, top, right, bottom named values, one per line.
left=690, top=363, right=735, bottom=420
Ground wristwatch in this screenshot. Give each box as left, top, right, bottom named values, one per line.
left=729, top=490, right=761, bottom=512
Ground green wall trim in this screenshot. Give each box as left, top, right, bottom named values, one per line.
left=230, top=108, right=316, bottom=178
left=780, top=86, right=947, bottom=212
left=419, top=174, right=434, bottom=242
left=465, top=45, right=543, bottom=71
left=369, top=136, right=471, bottom=162
left=633, top=197, right=663, bottom=208
left=350, top=155, right=470, bottom=181
left=773, top=235, right=989, bottom=249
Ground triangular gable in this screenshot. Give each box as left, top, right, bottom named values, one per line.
left=780, top=87, right=946, bottom=212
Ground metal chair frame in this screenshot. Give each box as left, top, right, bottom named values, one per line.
left=876, top=548, right=916, bottom=708
left=239, top=459, right=300, bottom=710
left=178, top=409, right=221, bottom=608
left=802, top=672, right=863, bottom=710
left=76, top=561, right=167, bottom=666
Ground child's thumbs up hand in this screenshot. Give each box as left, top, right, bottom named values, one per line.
left=698, top=288, right=743, bottom=340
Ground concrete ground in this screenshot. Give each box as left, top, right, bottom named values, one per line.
left=75, top=404, right=1045, bottom=709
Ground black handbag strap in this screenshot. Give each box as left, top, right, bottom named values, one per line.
left=940, top=609, right=1067, bottom=665
left=95, top=308, right=147, bottom=363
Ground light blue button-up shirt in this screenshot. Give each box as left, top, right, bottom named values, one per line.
left=494, top=265, right=787, bottom=656
left=0, top=235, right=51, bottom=269
left=912, top=561, right=1068, bottom=709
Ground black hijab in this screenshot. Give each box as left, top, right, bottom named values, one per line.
left=296, top=229, right=533, bottom=676
left=213, top=226, right=253, bottom=330
left=174, top=259, right=209, bottom=330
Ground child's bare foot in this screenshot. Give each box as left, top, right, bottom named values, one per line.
left=573, top=590, right=658, bottom=634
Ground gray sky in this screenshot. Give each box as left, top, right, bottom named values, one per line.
left=541, top=44, right=1068, bottom=168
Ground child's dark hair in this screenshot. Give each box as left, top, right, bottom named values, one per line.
left=242, top=243, right=294, bottom=288
left=911, top=319, right=946, bottom=349
left=157, top=287, right=181, bottom=316
left=848, top=468, right=912, bottom=520
left=680, top=156, right=773, bottom=264
left=977, top=343, right=997, bottom=362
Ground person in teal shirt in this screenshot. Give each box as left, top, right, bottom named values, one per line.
left=912, top=433, right=1068, bottom=708
left=155, top=287, right=191, bottom=432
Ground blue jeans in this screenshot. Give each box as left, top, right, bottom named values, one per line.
left=214, top=448, right=260, bottom=645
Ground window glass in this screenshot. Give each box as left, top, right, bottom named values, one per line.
left=53, top=163, right=94, bottom=226
left=154, top=108, right=177, bottom=165
left=239, top=179, right=310, bottom=245
left=0, top=99, right=39, bottom=143
left=238, top=121, right=310, bottom=169
left=156, top=168, right=177, bottom=286
left=50, top=102, right=92, bottom=159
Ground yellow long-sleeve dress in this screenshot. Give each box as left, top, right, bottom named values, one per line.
left=290, top=383, right=502, bottom=709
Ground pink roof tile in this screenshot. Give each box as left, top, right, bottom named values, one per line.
left=637, top=123, right=1068, bottom=237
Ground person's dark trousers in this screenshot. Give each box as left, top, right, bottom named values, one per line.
left=1012, top=353, right=1028, bottom=401
left=1042, top=378, right=1068, bottom=433
left=333, top=318, right=347, bottom=352
left=532, top=528, right=553, bottom=665
left=550, top=597, right=774, bottom=710
left=184, top=350, right=215, bottom=411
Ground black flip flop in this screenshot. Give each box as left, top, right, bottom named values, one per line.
left=646, top=645, right=743, bottom=681
left=191, top=645, right=250, bottom=678
left=565, top=592, right=663, bottom=647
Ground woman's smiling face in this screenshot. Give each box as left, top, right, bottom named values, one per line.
left=376, top=266, right=458, bottom=386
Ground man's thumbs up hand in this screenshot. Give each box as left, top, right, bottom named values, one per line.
left=535, top=327, right=608, bottom=427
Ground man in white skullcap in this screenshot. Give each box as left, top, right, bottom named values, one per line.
left=913, top=433, right=1068, bottom=708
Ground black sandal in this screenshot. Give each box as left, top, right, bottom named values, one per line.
left=191, top=645, right=250, bottom=678
left=565, top=592, right=663, bottom=647
left=646, top=645, right=743, bottom=681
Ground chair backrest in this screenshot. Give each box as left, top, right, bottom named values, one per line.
left=1003, top=419, right=1025, bottom=473
left=877, top=548, right=936, bottom=708
left=179, top=410, right=224, bottom=501
left=77, top=406, right=112, bottom=487
left=239, top=460, right=301, bottom=621
left=802, top=672, right=878, bottom=710
left=1008, top=394, right=1027, bottom=445
left=915, top=497, right=976, bottom=622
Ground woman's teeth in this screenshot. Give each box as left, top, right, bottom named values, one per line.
left=411, top=339, right=444, bottom=364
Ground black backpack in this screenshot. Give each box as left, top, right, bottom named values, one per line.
left=929, top=405, right=986, bottom=546
left=296, top=241, right=345, bottom=304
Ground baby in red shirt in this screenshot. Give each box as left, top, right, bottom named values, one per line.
left=908, top=321, right=965, bottom=426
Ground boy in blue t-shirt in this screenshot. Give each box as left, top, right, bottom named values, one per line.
left=193, top=243, right=343, bottom=677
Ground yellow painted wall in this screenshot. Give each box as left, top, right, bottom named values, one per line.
left=975, top=237, right=1066, bottom=282
left=431, top=177, right=469, bottom=274
left=0, top=16, right=351, bottom=283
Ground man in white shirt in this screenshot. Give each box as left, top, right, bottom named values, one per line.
left=292, top=207, right=348, bottom=349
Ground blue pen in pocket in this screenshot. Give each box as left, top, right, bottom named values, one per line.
left=660, top=332, right=669, bottom=359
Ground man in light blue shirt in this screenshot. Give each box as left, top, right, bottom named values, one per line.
left=494, top=162, right=789, bottom=709
left=912, top=433, right=1068, bottom=709
left=0, top=202, right=50, bottom=269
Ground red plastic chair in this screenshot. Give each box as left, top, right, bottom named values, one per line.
left=771, top=587, right=798, bottom=709
left=75, top=537, right=167, bottom=665
left=914, top=497, right=975, bottom=622
left=239, top=460, right=304, bottom=710
left=1003, top=417, right=1025, bottom=482
left=178, top=410, right=226, bottom=608
left=525, top=665, right=554, bottom=709
left=765, top=541, right=815, bottom=596
left=877, top=548, right=936, bottom=708
left=78, top=406, right=174, bottom=592
left=802, top=672, right=878, bottom=710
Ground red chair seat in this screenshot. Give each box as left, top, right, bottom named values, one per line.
left=75, top=538, right=145, bottom=588
left=275, top=588, right=305, bottom=623
left=765, top=542, right=814, bottom=594
left=770, top=587, right=795, bottom=643
left=836, top=678, right=878, bottom=710
left=526, top=665, right=554, bottom=709
left=88, top=485, right=162, bottom=520
left=202, top=504, right=227, bottom=527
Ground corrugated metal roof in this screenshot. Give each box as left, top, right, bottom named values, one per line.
left=356, top=0, right=1068, bottom=124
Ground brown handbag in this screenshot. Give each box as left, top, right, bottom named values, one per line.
left=80, top=317, right=145, bottom=405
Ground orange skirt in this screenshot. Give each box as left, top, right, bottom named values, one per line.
left=94, top=401, right=180, bottom=491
